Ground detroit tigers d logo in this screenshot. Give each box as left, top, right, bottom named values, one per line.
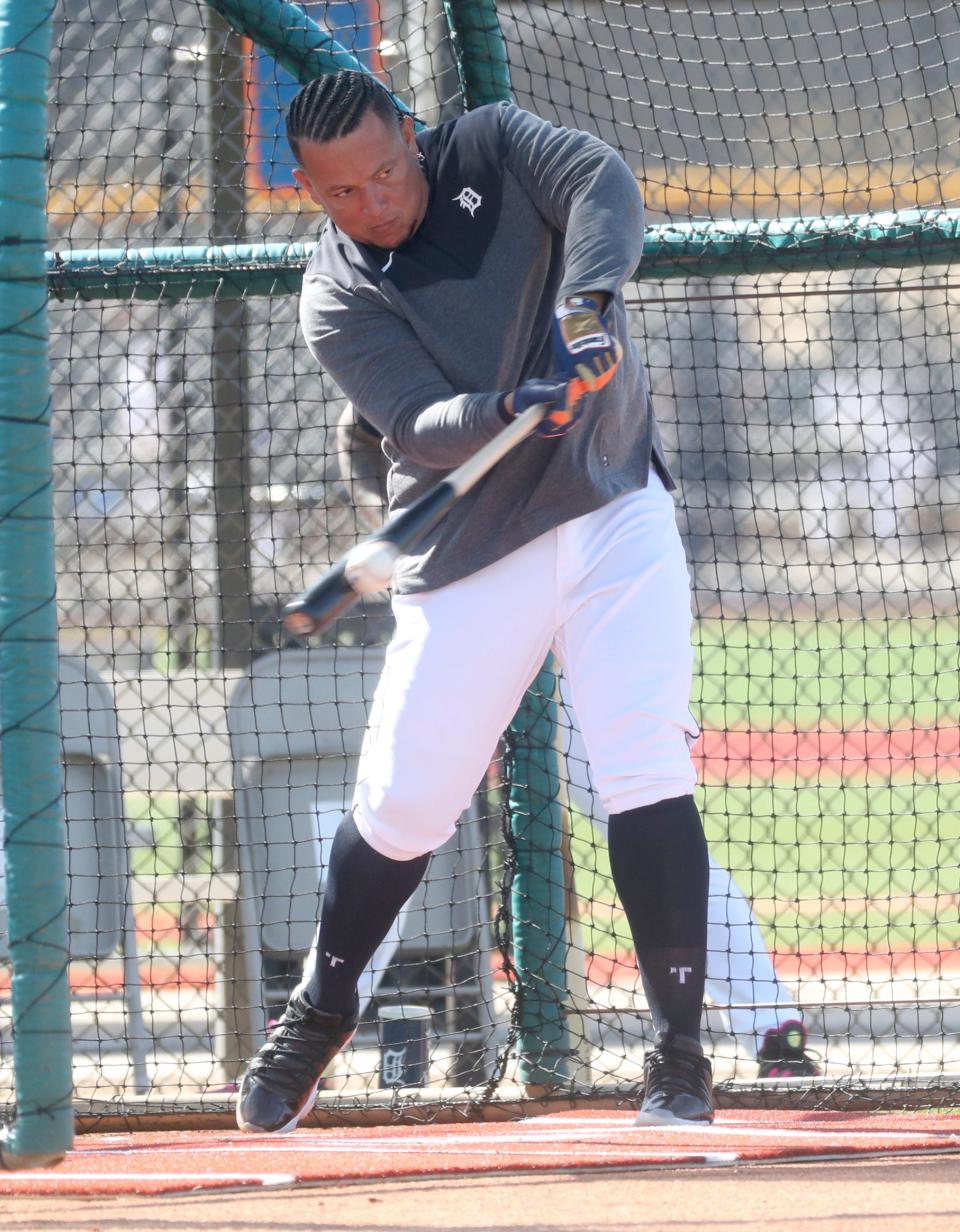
left=453, top=186, right=482, bottom=216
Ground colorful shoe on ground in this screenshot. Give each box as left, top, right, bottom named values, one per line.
left=635, top=1032, right=715, bottom=1125
left=757, top=1020, right=822, bottom=1077
left=236, top=993, right=357, bottom=1134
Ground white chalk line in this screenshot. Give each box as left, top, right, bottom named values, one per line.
left=2, top=1171, right=296, bottom=1186
left=71, top=1142, right=734, bottom=1162
left=90, top=1124, right=960, bottom=1156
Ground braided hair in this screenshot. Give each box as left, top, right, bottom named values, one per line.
left=286, top=71, right=401, bottom=163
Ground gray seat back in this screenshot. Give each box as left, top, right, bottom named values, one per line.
left=0, top=656, right=128, bottom=960
left=227, top=647, right=487, bottom=959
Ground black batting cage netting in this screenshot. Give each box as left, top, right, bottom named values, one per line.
left=2, top=0, right=957, bottom=1122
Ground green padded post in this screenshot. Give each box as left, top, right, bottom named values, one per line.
left=444, top=0, right=572, bottom=1088
left=0, top=1, right=73, bottom=1168
left=205, top=0, right=413, bottom=114
left=443, top=0, right=514, bottom=109
left=507, top=662, right=574, bottom=1086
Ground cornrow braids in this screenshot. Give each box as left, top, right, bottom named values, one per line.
left=286, top=71, right=401, bottom=162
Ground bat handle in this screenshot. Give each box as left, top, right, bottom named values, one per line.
left=446, top=400, right=548, bottom=496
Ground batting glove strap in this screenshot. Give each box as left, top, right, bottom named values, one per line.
left=498, top=377, right=586, bottom=438
left=552, top=295, right=621, bottom=392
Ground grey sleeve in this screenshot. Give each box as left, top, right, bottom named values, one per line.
left=499, top=103, right=645, bottom=303
left=300, top=273, right=506, bottom=470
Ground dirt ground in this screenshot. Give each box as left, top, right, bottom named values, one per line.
left=2, top=1155, right=959, bottom=1232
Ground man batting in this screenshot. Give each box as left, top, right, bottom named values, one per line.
left=332, top=406, right=822, bottom=1080
left=332, top=404, right=828, bottom=1079
left=240, top=68, right=728, bottom=1132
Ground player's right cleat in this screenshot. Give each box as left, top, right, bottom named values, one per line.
left=757, top=1019, right=821, bottom=1078
left=236, top=993, right=357, bottom=1134
left=634, top=1032, right=715, bottom=1125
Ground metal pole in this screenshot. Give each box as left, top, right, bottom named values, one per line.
left=206, top=13, right=254, bottom=668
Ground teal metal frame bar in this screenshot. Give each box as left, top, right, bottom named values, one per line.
left=47, top=207, right=960, bottom=301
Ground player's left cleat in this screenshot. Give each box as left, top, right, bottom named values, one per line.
left=634, top=1032, right=715, bottom=1125
left=757, top=1020, right=822, bottom=1078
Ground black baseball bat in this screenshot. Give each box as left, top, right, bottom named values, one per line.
left=282, top=400, right=548, bottom=637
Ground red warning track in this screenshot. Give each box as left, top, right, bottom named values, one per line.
left=584, top=943, right=960, bottom=988
left=3, top=1110, right=960, bottom=1196
left=694, top=725, right=960, bottom=784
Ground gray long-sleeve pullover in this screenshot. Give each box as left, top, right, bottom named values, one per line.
left=299, top=101, right=672, bottom=594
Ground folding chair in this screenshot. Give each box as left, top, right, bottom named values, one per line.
left=226, top=645, right=498, bottom=1083
left=0, top=656, right=149, bottom=1093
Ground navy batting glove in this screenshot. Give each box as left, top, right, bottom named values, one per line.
left=497, top=377, right=583, bottom=438
left=552, top=294, right=621, bottom=392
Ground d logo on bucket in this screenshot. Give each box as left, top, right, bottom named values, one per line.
left=378, top=1004, right=431, bottom=1089
left=382, top=1045, right=407, bottom=1087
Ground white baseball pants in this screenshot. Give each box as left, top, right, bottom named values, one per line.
left=353, top=475, right=699, bottom=860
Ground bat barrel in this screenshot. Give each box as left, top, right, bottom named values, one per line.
left=282, top=559, right=359, bottom=637
left=278, top=410, right=544, bottom=638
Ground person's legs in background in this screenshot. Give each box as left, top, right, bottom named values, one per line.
left=706, top=861, right=820, bottom=1077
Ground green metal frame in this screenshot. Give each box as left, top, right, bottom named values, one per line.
left=205, top=0, right=413, bottom=115
left=443, top=0, right=513, bottom=108
left=25, top=0, right=960, bottom=1120
left=48, top=207, right=960, bottom=301
left=506, top=664, right=575, bottom=1085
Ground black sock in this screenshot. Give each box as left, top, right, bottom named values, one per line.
left=607, top=795, right=709, bottom=1046
left=301, top=812, right=429, bottom=1017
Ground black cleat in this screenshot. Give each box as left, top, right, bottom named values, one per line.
left=635, top=1032, right=715, bottom=1125
left=757, top=1020, right=821, bottom=1078
left=236, top=993, right=357, bottom=1134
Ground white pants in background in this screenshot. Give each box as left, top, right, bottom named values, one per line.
left=706, top=859, right=799, bottom=1048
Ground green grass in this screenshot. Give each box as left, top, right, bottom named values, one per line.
left=694, top=615, right=960, bottom=731
left=665, top=614, right=960, bottom=956
left=569, top=776, right=960, bottom=961
left=569, top=812, right=633, bottom=958
left=699, top=780, right=960, bottom=951
left=124, top=793, right=214, bottom=881
left=122, top=615, right=960, bottom=965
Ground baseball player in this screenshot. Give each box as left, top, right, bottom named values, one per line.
left=238, top=69, right=749, bottom=1133
left=330, top=403, right=821, bottom=1078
